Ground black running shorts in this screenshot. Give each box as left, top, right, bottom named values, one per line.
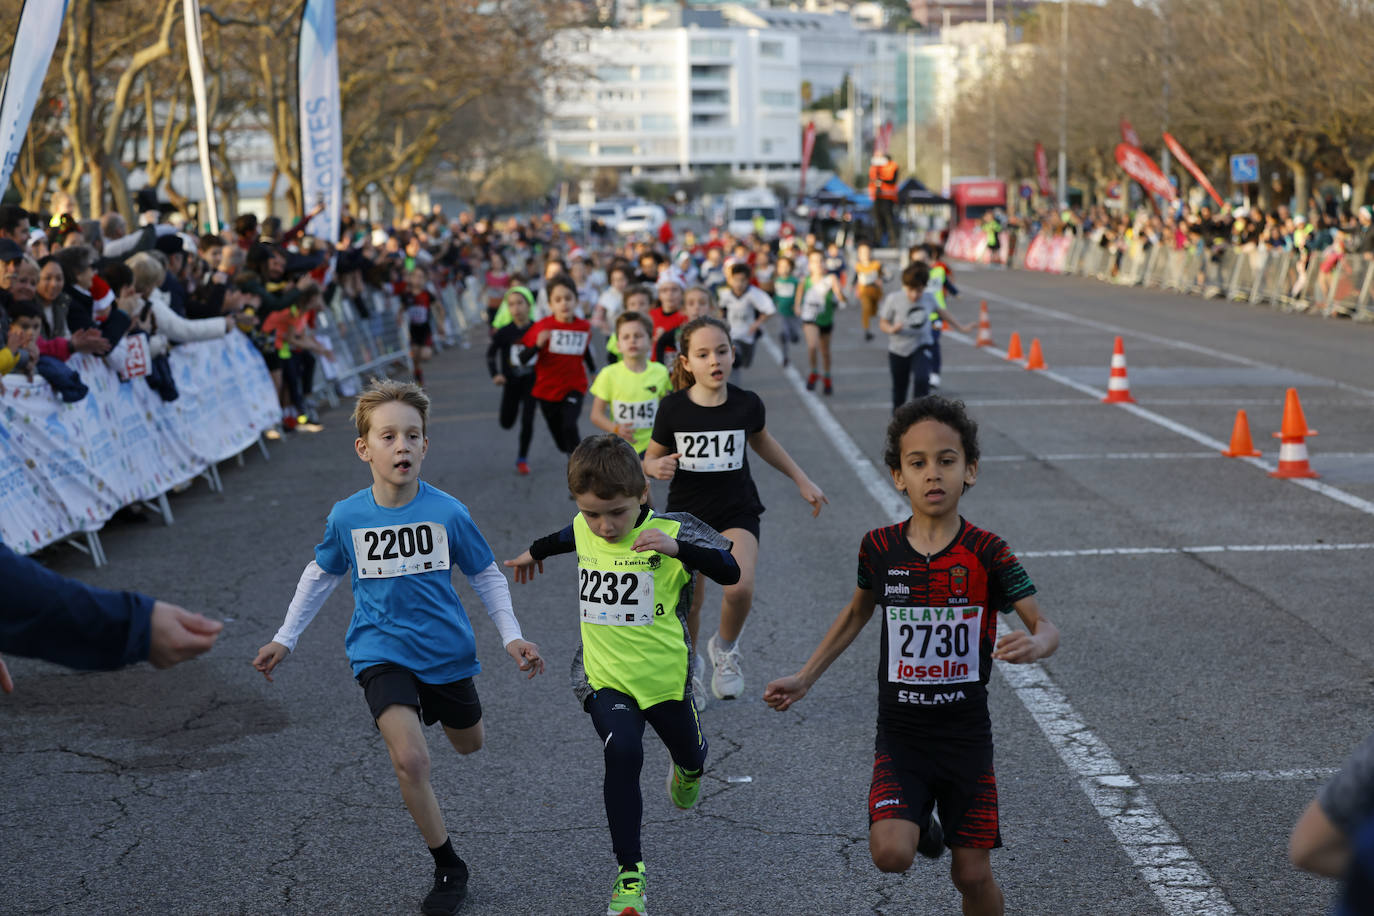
left=357, top=663, right=482, bottom=729
left=868, top=731, right=1001, bottom=849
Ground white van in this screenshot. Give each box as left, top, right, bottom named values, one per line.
left=725, top=189, right=781, bottom=240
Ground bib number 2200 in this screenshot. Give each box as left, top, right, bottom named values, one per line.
left=351, top=522, right=448, bottom=578
left=579, top=568, right=654, bottom=626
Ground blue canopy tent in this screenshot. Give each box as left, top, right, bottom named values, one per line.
left=813, top=176, right=872, bottom=210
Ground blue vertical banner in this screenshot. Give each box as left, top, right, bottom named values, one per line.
left=298, top=0, right=342, bottom=242
left=0, top=0, right=70, bottom=195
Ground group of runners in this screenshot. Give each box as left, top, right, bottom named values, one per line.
left=252, top=224, right=1060, bottom=916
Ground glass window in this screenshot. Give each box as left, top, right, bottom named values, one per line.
left=760, top=90, right=795, bottom=108
left=690, top=38, right=733, bottom=57
left=692, top=89, right=729, bottom=105
left=599, top=144, right=635, bottom=156
left=639, top=65, right=673, bottom=81
left=640, top=114, right=676, bottom=131
left=555, top=142, right=591, bottom=158
left=760, top=40, right=784, bottom=59
left=598, top=65, right=632, bottom=82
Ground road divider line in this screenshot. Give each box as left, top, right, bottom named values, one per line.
left=760, top=334, right=1237, bottom=916
left=1137, top=768, right=1338, bottom=786
left=943, top=329, right=1374, bottom=521
left=1019, top=542, right=1374, bottom=559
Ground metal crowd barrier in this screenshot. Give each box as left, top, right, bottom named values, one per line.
left=997, top=229, right=1374, bottom=322
left=315, top=286, right=415, bottom=401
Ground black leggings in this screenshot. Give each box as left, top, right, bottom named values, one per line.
left=889, top=347, right=932, bottom=410
left=499, top=374, right=537, bottom=458
left=538, top=391, right=584, bottom=453
left=585, top=687, right=707, bottom=868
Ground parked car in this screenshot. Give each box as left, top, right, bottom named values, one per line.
left=726, top=189, right=782, bottom=240
left=616, top=204, right=668, bottom=236
left=587, top=202, right=626, bottom=235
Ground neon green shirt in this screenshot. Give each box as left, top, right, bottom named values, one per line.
left=589, top=360, right=671, bottom=454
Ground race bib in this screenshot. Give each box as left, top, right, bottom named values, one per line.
left=578, top=566, right=655, bottom=626
left=406, top=305, right=429, bottom=325
left=351, top=522, right=449, bottom=579
left=675, top=430, right=745, bottom=472
left=509, top=344, right=527, bottom=369
left=123, top=333, right=150, bottom=379
left=549, top=329, right=589, bottom=355
left=885, top=605, right=982, bottom=685
left=613, top=399, right=658, bottom=430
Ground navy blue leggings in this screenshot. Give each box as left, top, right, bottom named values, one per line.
left=930, top=326, right=943, bottom=375
left=585, top=687, right=707, bottom=867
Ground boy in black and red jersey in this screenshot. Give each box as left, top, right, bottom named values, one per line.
left=765, top=396, right=1058, bottom=916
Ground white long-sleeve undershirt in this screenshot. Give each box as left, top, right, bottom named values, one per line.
left=271, top=560, right=524, bottom=652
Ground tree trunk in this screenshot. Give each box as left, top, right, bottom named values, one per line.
left=1287, top=160, right=1310, bottom=217
left=88, top=159, right=105, bottom=217
left=266, top=167, right=280, bottom=216
left=1345, top=150, right=1374, bottom=213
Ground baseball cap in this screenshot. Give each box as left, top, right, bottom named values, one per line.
left=0, top=238, right=24, bottom=262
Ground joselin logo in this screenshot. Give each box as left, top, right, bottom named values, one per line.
left=885, top=583, right=910, bottom=597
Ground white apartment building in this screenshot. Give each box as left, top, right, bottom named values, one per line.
left=544, top=27, right=802, bottom=180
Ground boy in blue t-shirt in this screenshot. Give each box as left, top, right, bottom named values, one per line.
left=254, top=379, right=544, bottom=916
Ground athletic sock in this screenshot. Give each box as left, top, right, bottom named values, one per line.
left=713, top=632, right=737, bottom=653
left=429, top=837, right=462, bottom=869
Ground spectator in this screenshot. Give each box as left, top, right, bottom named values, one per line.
left=127, top=251, right=234, bottom=342
left=0, top=204, right=31, bottom=245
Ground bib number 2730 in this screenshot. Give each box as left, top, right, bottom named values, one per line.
left=579, top=568, right=654, bottom=626
left=351, top=522, right=448, bottom=578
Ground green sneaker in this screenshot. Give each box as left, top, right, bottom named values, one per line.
left=607, top=862, right=646, bottom=916
left=666, top=763, right=702, bottom=810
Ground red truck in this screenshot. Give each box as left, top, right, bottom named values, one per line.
left=948, top=178, right=1007, bottom=227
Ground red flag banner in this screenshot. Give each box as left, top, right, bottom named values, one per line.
left=1035, top=142, right=1052, bottom=197
left=800, top=122, right=817, bottom=196
left=875, top=119, right=894, bottom=155
left=1115, top=142, right=1176, bottom=201
left=1120, top=118, right=1140, bottom=148
left=1162, top=132, right=1224, bottom=208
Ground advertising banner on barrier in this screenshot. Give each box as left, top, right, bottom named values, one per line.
left=1162, top=132, right=1224, bottom=208
left=0, top=333, right=278, bottom=555
left=1115, top=142, right=1177, bottom=201
left=298, top=0, right=342, bottom=243
left=0, top=0, right=70, bottom=193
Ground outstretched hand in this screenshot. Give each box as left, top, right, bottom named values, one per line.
left=506, top=639, right=545, bottom=678
left=252, top=641, right=289, bottom=682
left=763, top=674, right=808, bottom=711
left=799, top=478, right=828, bottom=517
left=503, top=551, right=544, bottom=583
left=148, top=601, right=223, bottom=669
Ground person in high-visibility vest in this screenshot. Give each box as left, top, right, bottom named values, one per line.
left=867, top=154, right=900, bottom=248
left=981, top=212, right=1003, bottom=266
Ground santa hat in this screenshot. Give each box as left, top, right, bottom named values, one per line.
left=91, top=275, right=116, bottom=316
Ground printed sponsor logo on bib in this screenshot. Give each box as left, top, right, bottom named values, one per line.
left=351, top=522, right=448, bottom=578
left=509, top=344, right=524, bottom=367
left=613, top=399, right=658, bottom=430
left=549, top=329, right=589, bottom=355
left=674, top=430, right=744, bottom=472
left=885, top=605, right=982, bottom=685
left=578, top=565, right=654, bottom=626
left=407, top=305, right=429, bottom=325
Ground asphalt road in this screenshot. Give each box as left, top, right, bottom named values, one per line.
left=4, top=262, right=1372, bottom=916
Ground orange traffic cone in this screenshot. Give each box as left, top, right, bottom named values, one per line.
left=975, top=301, right=994, bottom=347
left=1221, top=409, right=1261, bottom=457
left=1025, top=338, right=1047, bottom=370
left=1101, top=336, right=1136, bottom=403
left=1005, top=331, right=1023, bottom=362
left=1269, top=388, right=1318, bottom=478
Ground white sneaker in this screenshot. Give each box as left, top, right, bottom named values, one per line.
left=929, top=372, right=941, bottom=388
left=707, top=634, right=744, bottom=700
left=691, top=653, right=708, bottom=711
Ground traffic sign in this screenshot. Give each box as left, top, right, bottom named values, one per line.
left=1230, top=153, right=1259, bottom=184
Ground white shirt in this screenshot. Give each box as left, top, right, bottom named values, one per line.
left=719, top=285, right=776, bottom=344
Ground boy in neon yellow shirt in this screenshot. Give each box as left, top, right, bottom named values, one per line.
left=505, top=435, right=740, bottom=916
left=588, top=311, right=670, bottom=455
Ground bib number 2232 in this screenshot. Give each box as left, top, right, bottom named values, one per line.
left=579, top=568, right=654, bottom=626
left=351, top=522, right=448, bottom=578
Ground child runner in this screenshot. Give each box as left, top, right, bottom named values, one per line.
left=504, top=435, right=740, bottom=916
left=522, top=274, right=595, bottom=455
left=648, top=273, right=687, bottom=352
left=653, top=284, right=712, bottom=368
left=717, top=262, right=775, bottom=373
left=643, top=316, right=827, bottom=703
left=483, top=250, right=512, bottom=323
left=878, top=262, right=935, bottom=411
left=402, top=266, right=436, bottom=386
left=486, top=286, right=538, bottom=474
left=252, top=379, right=545, bottom=916
left=798, top=248, right=845, bottom=394
left=593, top=262, right=631, bottom=363
left=589, top=311, right=671, bottom=456
left=764, top=396, right=1059, bottom=916
left=771, top=255, right=801, bottom=368
left=915, top=243, right=971, bottom=388
left=853, top=241, right=885, bottom=342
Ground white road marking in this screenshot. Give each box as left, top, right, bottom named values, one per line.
left=1137, top=768, right=1338, bottom=786
left=760, top=335, right=1237, bottom=916
left=844, top=397, right=1363, bottom=409
left=1019, top=542, right=1374, bottom=558
left=982, top=452, right=1221, bottom=462
left=961, top=284, right=1374, bottom=400
left=943, top=330, right=1374, bottom=520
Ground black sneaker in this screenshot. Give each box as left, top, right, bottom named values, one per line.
left=422, top=863, right=469, bottom=915
left=917, top=812, right=944, bottom=859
